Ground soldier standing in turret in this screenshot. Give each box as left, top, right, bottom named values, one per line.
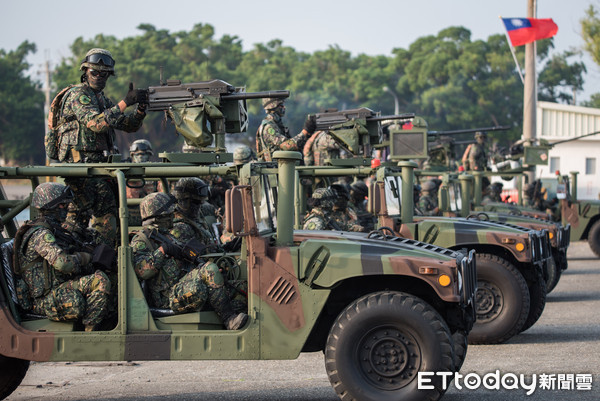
left=463, top=131, right=488, bottom=172
left=51, top=48, right=149, bottom=244
left=256, top=98, right=316, bottom=162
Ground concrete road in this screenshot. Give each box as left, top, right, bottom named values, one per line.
left=6, top=242, right=599, bottom=401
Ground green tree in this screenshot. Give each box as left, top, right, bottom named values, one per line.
left=0, top=41, right=45, bottom=164
left=581, top=4, right=600, bottom=108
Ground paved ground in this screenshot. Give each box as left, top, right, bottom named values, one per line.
left=5, top=242, right=600, bottom=401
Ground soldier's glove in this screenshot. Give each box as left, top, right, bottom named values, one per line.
left=124, top=82, right=149, bottom=106
left=75, top=252, right=93, bottom=272
left=161, top=242, right=183, bottom=260
left=303, top=115, right=317, bottom=135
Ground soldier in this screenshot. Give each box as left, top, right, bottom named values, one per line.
left=349, top=181, right=374, bottom=231
left=53, top=48, right=149, bottom=245
left=171, top=178, right=219, bottom=247
left=171, top=178, right=247, bottom=312
left=489, top=182, right=504, bottom=203
left=330, top=183, right=367, bottom=232
left=126, top=140, right=158, bottom=226
left=129, top=139, right=154, bottom=163
left=131, top=193, right=248, bottom=330
left=256, top=98, right=316, bottom=162
left=463, top=131, right=488, bottom=172
left=417, top=180, right=440, bottom=216
left=303, top=188, right=337, bottom=230
left=14, top=183, right=111, bottom=331
left=303, top=130, right=347, bottom=166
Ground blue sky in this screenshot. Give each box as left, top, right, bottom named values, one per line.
left=1, top=0, right=597, bottom=101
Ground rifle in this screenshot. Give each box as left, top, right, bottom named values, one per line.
left=310, top=108, right=415, bottom=155
left=53, top=228, right=116, bottom=272
left=146, top=229, right=209, bottom=265
left=146, top=78, right=289, bottom=149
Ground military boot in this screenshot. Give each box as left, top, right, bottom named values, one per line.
left=209, top=287, right=248, bottom=330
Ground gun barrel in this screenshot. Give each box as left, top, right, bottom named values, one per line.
left=224, top=90, right=290, bottom=101
left=428, top=125, right=511, bottom=136
left=369, top=113, right=415, bottom=122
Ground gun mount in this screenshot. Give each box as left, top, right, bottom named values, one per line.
left=311, top=107, right=414, bottom=157
left=147, top=79, right=289, bottom=151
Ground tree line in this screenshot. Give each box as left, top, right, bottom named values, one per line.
left=1, top=13, right=599, bottom=165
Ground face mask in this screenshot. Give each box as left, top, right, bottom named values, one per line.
left=132, top=152, right=151, bottom=163
left=86, top=69, right=109, bottom=91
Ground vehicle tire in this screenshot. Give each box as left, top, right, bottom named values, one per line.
left=588, top=220, right=600, bottom=258
left=469, top=253, right=530, bottom=344
left=544, top=253, right=561, bottom=294
left=325, top=291, right=454, bottom=401
left=0, top=355, right=30, bottom=400
left=520, top=267, right=547, bottom=333
left=452, top=330, right=468, bottom=372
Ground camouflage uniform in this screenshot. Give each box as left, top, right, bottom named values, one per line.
left=304, top=130, right=346, bottom=166
left=417, top=193, right=439, bottom=216
left=303, top=188, right=336, bottom=230
left=15, top=183, right=110, bottom=330
left=132, top=193, right=247, bottom=329
left=331, top=184, right=366, bottom=232
left=256, top=98, right=315, bottom=162
left=126, top=140, right=158, bottom=226
left=57, top=49, right=148, bottom=245
left=464, top=132, right=488, bottom=172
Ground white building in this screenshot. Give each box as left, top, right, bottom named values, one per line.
left=535, top=101, right=600, bottom=200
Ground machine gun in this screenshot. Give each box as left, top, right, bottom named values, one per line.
left=147, top=78, right=289, bottom=150
left=311, top=107, right=414, bottom=156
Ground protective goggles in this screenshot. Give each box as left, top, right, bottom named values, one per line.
left=85, top=53, right=115, bottom=67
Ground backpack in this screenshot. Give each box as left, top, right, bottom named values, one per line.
left=45, top=85, right=77, bottom=160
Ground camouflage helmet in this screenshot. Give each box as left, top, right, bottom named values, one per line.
left=129, top=139, right=153, bottom=155
left=311, top=188, right=336, bottom=209
left=233, top=145, right=253, bottom=165
left=421, top=180, right=436, bottom=192
left=262, top=97, right=285, bottom=111
left=475, top=131, right=487, bottom=139
left=173, top=177, right=209, bottom=200
left=31, top=182, right=74, bottom=210
left=80, top=48, right=115, bottom=74
left=491, top=182, right=504, bottom=192
left=140, top=192, right=175, bottom=221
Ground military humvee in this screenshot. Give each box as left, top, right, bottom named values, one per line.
left=293, top=112, right=551, bottom=346
left=426, top=171, right=570, bottom=293
left=0, top=151, right=477, bottom=401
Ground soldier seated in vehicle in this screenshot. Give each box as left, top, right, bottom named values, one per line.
left=330, top=183, right=367, bottom=232
left=131, top=192, right=247, bottom=330
left=14, top=183, right=111, bottom=331
left=417, top=180, right=440, bottom=216
left=303, top=188, right=337, bottom=230
left=126, top=139, right=158, bottom=226
left=350, top=181, right=375, bottom=232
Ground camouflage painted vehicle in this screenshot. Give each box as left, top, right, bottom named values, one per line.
left=558, top=172, right=600, bottom=258
left=292, top=112, right=551, bottom=345
left=369, top=163, right=551, bottom=345
left=426, top=171, right=570, bottom=293
left=0, top=151, right=476, bottom=401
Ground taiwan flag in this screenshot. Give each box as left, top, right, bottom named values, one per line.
left=501, top=18, right=558, bottom=47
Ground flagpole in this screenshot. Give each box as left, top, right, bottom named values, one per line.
left=500, top=16, right=525, bottom=84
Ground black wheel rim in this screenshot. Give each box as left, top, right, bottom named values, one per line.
left=356, top=326, right=421, bottom=390
left=475, top=280, right=504, bottom=322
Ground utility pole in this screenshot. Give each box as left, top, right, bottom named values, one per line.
left=522, top=0, right=537, bottom=184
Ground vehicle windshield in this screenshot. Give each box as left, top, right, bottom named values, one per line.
left=448, top=182, right=462, bottom=212
left=384, top=175, right=402, bottom=216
